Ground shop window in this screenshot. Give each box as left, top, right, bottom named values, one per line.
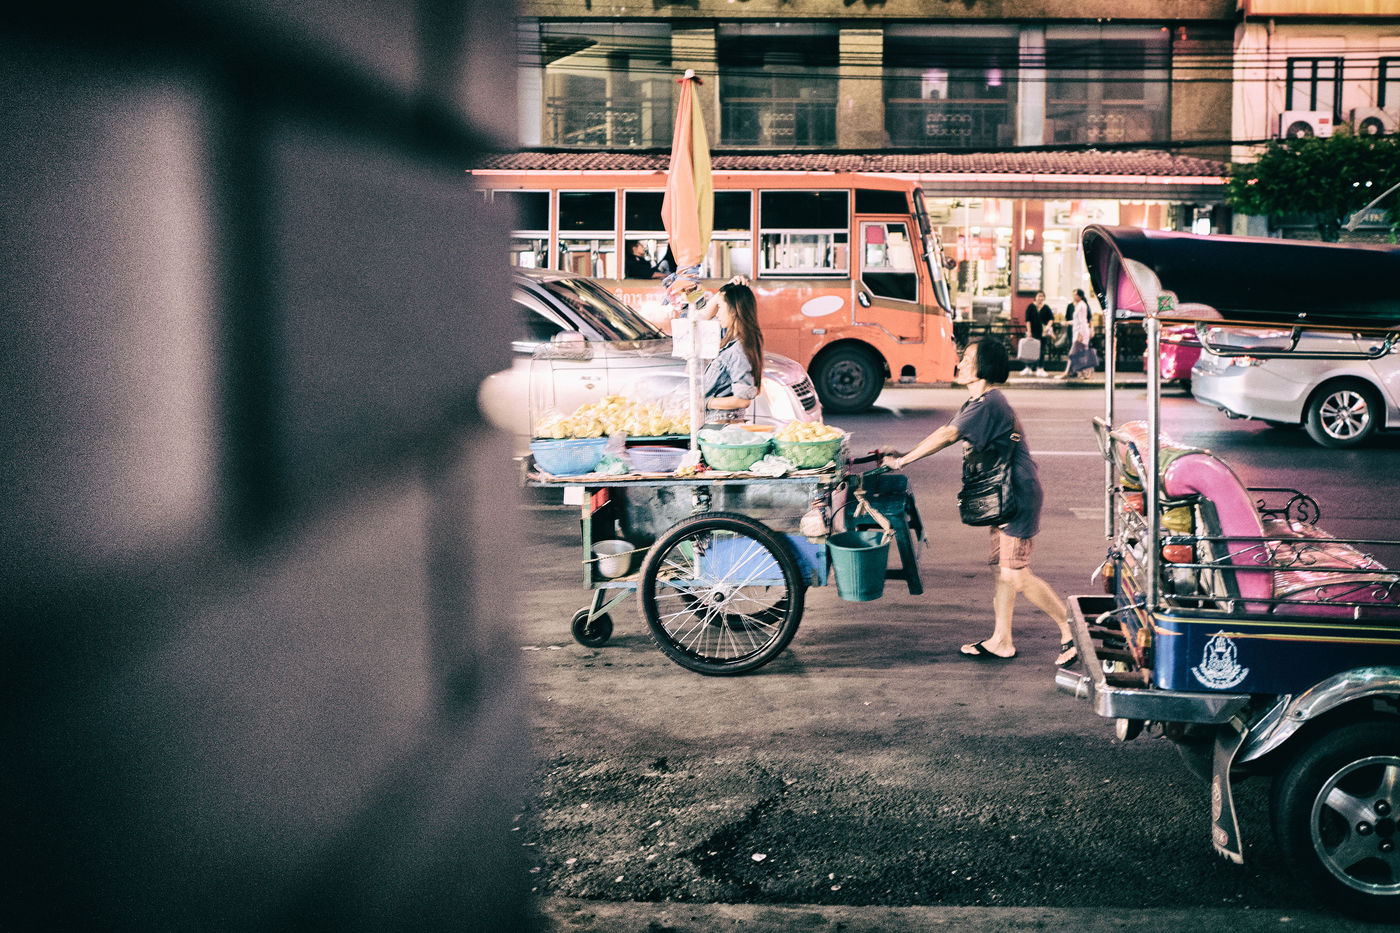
left=1045, top=27, right=1169, bottom=145
left=759, top=190, right=848, bottom=275
left=535, top=22, right=673, bottom=148
left=883, top=27, right=1019, bottom=148
left=718, top=24, right=838, bottom=148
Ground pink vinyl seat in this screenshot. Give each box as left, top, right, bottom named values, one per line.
left=1118, top=421, right=1400, bottom=616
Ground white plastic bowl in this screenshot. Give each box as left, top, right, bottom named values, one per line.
left=592, top=540, right=635, bottom=578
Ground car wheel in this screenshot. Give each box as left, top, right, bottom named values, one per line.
left=813, top=346, right=883, bottom=414
left=1304, top=381, right=1382, bottom=448
left=1271, top=719, right=1400, bottom=920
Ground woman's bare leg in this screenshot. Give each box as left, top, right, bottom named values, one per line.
left=977, top=567, right=1072, bottom=662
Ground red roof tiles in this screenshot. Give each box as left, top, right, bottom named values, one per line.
left=474, top=149, right=1226, bottom=178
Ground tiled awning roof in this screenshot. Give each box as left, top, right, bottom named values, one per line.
left=474, top=149, right=1227, bottom=178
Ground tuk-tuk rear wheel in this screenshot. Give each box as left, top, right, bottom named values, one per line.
left=1271, top=719, right=1400, bottom=920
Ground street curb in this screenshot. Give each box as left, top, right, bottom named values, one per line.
left=536, top=897, right=1382, bottom=932
left=1005, top=373, right=1147, bottom=390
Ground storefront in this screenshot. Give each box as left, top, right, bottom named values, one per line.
left=927, top=196, right=1176, bottom=327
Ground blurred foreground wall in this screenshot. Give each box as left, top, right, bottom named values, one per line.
left=2, top=3, right=532, bottom=928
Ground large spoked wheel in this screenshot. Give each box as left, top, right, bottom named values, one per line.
left=1305, top=381, right=1381, bottom=448
left=638, top=512, right=805, bottom=675
left=812, top=346, right=883, bottom=414
left=1271, top=720, right=1400, bottom=921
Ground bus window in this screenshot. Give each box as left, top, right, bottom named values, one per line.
left=706, top=190, right=753, bottom=279
left=861, top=222, right=919, bottom=302
left=623, top=190, right=668, bottom=279
left=559, top=191, right=617, bottom=277
left=759, top=189, right=849, bottom=276
left=855, top=188, right=909, bottom=214
left=491, top=190, right=551, bottom=268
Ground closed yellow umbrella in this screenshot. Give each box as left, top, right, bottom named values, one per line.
left=661, top=70, right=715, bottom=449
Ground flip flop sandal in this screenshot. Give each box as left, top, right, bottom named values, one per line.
left=1056, top=640, right=1079, bottom=666
left=960, top=640, right=1016, bottom=661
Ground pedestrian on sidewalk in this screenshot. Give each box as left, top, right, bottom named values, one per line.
left=1056, top=289, right=1095, bottom=380
left=1024, top=291, right=1053, bottom=377
left=881, top=337, right=1077, bottom=665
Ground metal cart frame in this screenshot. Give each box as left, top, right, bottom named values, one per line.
left=531, top=458, right=923, bottom=675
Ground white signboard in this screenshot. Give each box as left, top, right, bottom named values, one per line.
left=671, top=317, right=722, bottom=360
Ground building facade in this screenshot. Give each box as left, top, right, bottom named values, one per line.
left=1231, top=0, right=1400, bottom=238
left=503, top=0, right=1396, bottom=311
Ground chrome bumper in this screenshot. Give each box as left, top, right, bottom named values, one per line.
left=1055, top=595, right=1251, bottom=724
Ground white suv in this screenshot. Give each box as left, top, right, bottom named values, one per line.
left=480, top=269, right=822, bottom=437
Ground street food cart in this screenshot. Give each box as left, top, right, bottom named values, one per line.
left=1056, top=225, right=1400, bottom=920
left=528, top=439, right=922, bottom=676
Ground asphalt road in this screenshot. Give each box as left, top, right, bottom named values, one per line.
left=515, top=383, right=1398, bottom=931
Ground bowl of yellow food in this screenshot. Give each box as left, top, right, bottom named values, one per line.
left=772, top=422, right=847, bottom=468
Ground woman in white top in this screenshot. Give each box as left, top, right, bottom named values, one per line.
left=1056, top=289, right=1095, bottom=379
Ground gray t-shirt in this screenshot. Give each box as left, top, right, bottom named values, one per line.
left=950, top=388, right=1042, bottom=539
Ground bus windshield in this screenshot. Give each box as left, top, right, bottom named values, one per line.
left=540, top=276, right=667, bottom=341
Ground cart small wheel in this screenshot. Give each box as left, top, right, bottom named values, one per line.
left=638, top=511, right=805, bottom=675
left=571, top=609, right=613, bottom=647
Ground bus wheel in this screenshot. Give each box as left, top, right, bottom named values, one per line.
left=813, top=346, right=883, bottom=414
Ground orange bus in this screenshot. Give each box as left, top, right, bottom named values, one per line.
left=471, top=170, right=957, bottom=412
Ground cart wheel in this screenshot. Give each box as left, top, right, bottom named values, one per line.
left=571, top=608, right=613, bottom=648
left=1270, top=719, right=1400, bottom=920
left=638, top=511, right=805, bottom=675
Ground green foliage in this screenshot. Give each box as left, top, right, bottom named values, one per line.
left=1225, top=128, right=1400, bottom=241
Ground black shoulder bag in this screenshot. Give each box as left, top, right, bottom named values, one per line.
left=957, top=430, right=1021, bottom=527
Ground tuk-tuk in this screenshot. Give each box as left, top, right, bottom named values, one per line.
left=1057, top=225, right=1400, bottom=921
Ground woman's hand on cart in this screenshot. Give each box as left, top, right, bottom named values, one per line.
left=880, top=450, right=906, bottom=471
left=850, top=448, right=898, bottom=468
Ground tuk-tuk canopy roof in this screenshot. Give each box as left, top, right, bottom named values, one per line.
left=1082, top=225, right=1400, bottom=331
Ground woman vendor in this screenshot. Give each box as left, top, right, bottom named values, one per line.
left=701, top=281, right=764, bottom=421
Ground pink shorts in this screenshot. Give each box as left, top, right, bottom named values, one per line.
left=988, top=528, right=1034, bottom=570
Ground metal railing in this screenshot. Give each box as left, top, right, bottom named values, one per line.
left=719, top=97, right=837, bottom=148
left=885, top=100, right=1014, bottom=148
left=544, top=97, right=669, bottom=148
left=1044, top=107, right=1163, bottom=145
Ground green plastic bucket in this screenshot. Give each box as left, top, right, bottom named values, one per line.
left=827, top=531, right=890, bottom=602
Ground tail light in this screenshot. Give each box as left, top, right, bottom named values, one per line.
left=1162, top=543, right=1195, bottom=563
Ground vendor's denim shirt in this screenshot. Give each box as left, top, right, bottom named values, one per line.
left=702, top=340, right=759, bottom=401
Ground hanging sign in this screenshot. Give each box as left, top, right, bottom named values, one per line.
left=672, top=317, right=722, bottom=360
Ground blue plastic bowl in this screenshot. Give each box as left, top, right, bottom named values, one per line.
left=530, top=437, right=608, bottom=475
left=628, top=445, right=687, bottom=473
